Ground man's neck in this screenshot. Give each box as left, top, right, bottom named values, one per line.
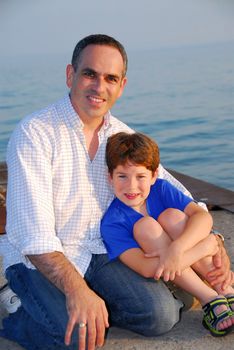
left=83, top=122, right=103, bottom=161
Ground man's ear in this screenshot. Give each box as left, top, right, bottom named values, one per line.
left=66, top=64, right=75, bottom=89
left=117, top=76, right=127, bottom=99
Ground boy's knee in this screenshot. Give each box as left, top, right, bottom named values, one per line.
left=159, top=208, right=188, bottom=238
left=134, top=216, right=159, bottom=240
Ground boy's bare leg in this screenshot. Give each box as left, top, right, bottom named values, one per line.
left=157, top=209, right=234, bottom=294
left=157, top=209, right=234, bottom=324
left=134, top=216, right=234, bottom=330
left=134, top=216, right=218, bottom=273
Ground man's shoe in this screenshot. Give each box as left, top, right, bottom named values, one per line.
left=0, top=284, right=21, bottom=313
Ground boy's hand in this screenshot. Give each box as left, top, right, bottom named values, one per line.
left=152, top=242, right=184, bottom=282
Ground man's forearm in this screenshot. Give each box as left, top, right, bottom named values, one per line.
left=27, top=252, right=87, bottom=296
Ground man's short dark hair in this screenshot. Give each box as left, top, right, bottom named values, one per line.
left=71, top=34, right=128, bottom=77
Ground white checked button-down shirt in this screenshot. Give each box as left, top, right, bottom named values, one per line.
left=2, top=95, right=192, bottom=276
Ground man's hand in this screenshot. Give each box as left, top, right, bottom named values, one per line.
left=206, top=236, right=233, bottom=290
left=28, top=252, right=109, bottom=350
left=64, top=285, right=109, bottom=350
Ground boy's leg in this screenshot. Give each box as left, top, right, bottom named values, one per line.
left=133, top=215, right=217, bottom=271
left=132, top=216, right=234, bottom=331
left=133, top=217, right=217, bottom=303
left=134, top=216, right=171, bottom=254
left=158, top=209, right=234, bottom=296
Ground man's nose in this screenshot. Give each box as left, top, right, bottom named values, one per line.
left=93, top=76, right=105, bottom=93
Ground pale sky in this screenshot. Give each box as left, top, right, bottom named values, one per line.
left=0, top=0, right=234, bottom=56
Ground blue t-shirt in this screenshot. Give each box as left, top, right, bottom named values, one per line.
left=101, top=178, right=193, bottom=260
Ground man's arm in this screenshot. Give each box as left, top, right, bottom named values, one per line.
left=28, top=252, right=109, bottom=350
left=7, top=122, right=108, bottom=350
left=206, top=236, right=234, bottom=290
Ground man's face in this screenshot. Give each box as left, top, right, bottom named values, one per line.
left=66, top=44, right=127, bottom=123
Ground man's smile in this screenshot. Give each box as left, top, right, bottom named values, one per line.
left=87, top=95, right=105, bottom=103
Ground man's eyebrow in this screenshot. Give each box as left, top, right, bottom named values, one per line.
left=81, top=68, right=121, bottom=79
left=107, top=73, right=121, bottom=80
left=81, top=67, right=96, bottom=73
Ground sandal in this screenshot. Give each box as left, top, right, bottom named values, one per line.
left=202, top=296, right=233, bottom=337
left=226, top=294, right=234, bottom=312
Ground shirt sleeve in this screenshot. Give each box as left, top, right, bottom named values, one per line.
left=158, top=180, right=193, bottom=211
left=158, top=164, right=208, bottom=211
left=6, top=119, right=64, bottom=256
left=101, top=213, right=139, bottom=261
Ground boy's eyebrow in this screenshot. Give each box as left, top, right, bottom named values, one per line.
left=115, top=170, right=148, bottom=174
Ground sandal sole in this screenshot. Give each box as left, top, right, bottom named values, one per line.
left=202, top=319, right=234, bottom=337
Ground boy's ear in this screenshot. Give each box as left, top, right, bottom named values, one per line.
left=108, top=173, right=113, bottom=184
left=151, top=168, right=158, bottom=184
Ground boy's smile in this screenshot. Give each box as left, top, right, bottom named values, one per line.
left=109, top=162, right=157, bottom=214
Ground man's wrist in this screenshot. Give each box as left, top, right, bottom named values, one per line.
left=211, top=229, right=225, bottom=243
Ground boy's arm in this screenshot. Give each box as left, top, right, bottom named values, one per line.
left=171, top=201, right=213, bottom=254
left=119, top=236, right=218, bottom=280
left=156, top=202, right=213, bottom=279
left=158, top=167, right=232, bottom=286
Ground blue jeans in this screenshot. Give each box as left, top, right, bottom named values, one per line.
left=0, top=255, right=182, bottom=349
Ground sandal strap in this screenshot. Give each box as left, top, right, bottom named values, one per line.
left=226, top=294, right=234, bottom=312
left=203, top=296, right=228, bottom=312
left=202, top=297, right=232, bottom=330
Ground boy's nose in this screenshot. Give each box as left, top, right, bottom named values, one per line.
left=129, top=177, right=137, bottom=189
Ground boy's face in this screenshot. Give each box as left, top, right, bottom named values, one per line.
left=109, top=162, right=157, bottom=213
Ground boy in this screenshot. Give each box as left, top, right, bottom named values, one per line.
left=101, top=132, right=234, bottom=337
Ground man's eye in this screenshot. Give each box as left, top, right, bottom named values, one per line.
left=83, top=71, right=95, bottom=78
left=107, top=76, right=118, bottom=83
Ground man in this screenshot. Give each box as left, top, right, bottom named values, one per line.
left=0, top=34, right=232, bottom=350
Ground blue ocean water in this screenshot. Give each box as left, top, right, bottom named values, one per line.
left=0, top=42, right=233, bottom=191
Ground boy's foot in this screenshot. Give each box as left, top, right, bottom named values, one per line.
left=225, top=294, right=234, bottom=325
left=0, top=284, right=21, bottom=313
left=202, top=296, right=234, bottom=337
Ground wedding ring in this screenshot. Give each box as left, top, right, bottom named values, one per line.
left=78, top=322, right=86, bottom=328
